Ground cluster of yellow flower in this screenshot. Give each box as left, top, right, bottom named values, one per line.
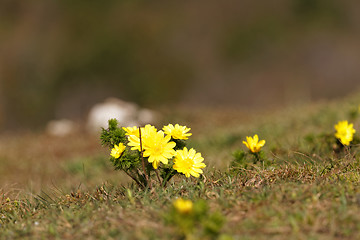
left=334, top=120, right=356, bottom=146
left=110, top=124, right=206, bottom=178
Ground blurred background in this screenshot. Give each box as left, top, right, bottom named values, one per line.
left=1, top=0, right=360, bottom=132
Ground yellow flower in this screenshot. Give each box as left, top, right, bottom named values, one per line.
left=163, top=124, right=192, bottom=140
left=173, top=147, right=206, bottom=178
left=335, top=120, right=356, bottom=146
left=110, top=143, right=126, bottom=158
left=142, top=130, right=176, bottom=169
left=243, top=134, right=265, bottom=153
left=123, top=126, right=139, bottom=137
left=127, top=124, right=157, bottom=151
left=173, top=198, right=193, bottom=214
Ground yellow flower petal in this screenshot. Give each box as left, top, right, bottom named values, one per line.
left=110, top=143, right=126, bottom=158
left=173, top=147, right=206, bottom=178
left=163, top=123, right=192, bottom=140
left=243, top=134, right=266, bottom=153
left=142, top=130, right=175, bottom=169
left=173, top=198, right=193, bottom=214
left=258, top=140, right=266, bottom=147
left=334, top=120, right=356, bottom=146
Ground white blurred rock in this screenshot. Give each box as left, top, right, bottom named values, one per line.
left=87, top=98, right=158, bottom=133
left=46, top=119, right=75, bottom=137
left=138, top=108, right=158, bottom=125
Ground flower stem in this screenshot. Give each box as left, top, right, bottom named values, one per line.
left=139, top=126, right=151, bottom=189
left=162, top=169, right=176, bottom=188
left=124, top=170, right=144, bottom=189
left=255, top=152, right=260, bottom=163
left=155, top=169, right=162, bottom=185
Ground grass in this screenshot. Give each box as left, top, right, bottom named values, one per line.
left=2, top=92, right=360, bottom=239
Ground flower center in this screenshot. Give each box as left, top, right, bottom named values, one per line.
left=173, top=129, right=182, bottom=136
left=183, top=157, right=194, bottom=170
left=151, top=143, right=163, bottom=155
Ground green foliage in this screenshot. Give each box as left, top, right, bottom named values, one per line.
left=100, top=119, right=147, bottom=188
left=303, top=132, right=336, bottom=155
left=160, top=162, right=177, bottom=187
left=100, top=119, right=147, bottom=187
left=100, top=119, right=127, bottom=149
left=202, top=211, right=226, bottom=237
left=110, top=149, right=141, bottom=172
left=231, top=150, right=248, bottom=169
left=230, top=149, right=271, bottom=172
left=172, top=139, right=186, bottom=151
left=165, top=199, right=225, bottom=239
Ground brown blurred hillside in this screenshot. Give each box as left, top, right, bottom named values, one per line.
left=1, top=0, right=360, bottom=131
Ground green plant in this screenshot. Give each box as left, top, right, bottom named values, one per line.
left=165, top=198, right=225, bottom=240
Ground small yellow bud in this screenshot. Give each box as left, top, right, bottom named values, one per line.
left=173, top=198, right=193, bottom=214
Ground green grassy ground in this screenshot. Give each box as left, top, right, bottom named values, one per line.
left=2, top=93, right=360, bottom=239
